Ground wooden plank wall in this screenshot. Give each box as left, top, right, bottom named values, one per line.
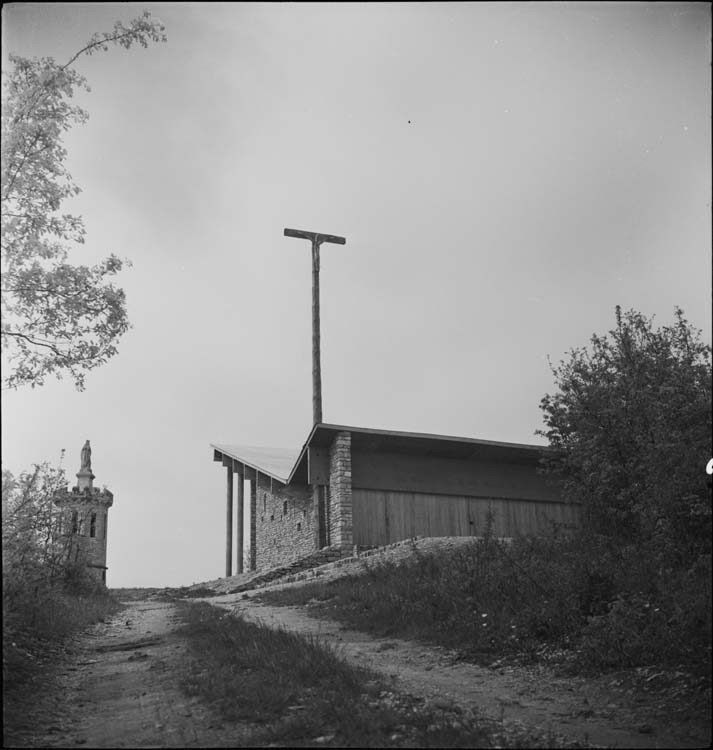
left=351, top=450, right=558, bottom=502
left=352, top=489, right=580, bottom=547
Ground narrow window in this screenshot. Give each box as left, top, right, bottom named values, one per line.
left=283, top=500, right=288, bottom=515
left=297, top=522, right=302, bottom=531
left=263, top=494, right=267, bottom=511
left=90, top=513, right=97, bottom=538
left=71, top=510, right=78, bottom=534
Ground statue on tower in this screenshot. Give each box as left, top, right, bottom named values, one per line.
left=80, top=440, right=92, bottom=473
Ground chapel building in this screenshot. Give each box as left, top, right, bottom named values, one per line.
left=212, top=423, right=577, bottom=575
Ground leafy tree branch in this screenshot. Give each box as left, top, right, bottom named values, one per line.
left=1, top=11, right=166, bottom=390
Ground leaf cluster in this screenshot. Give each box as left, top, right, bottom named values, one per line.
left=2, top=463, right=71, bottom=590
left=1, top=11, right=166, bottom=389
left=538, top=306, right=712, bottom=565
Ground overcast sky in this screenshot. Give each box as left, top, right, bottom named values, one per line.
left=2, top=2, right=710, bottom=588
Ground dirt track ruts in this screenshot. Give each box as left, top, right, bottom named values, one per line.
left=209, top=591, right=710, bottom=749
left=10, top=600, right=245, bottom=748
left=8, top=593, right=711, bottom=748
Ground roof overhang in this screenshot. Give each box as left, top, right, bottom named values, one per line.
left=211, top=444, right=299, bottom=484
left=287, top=423, right=549, bottom=485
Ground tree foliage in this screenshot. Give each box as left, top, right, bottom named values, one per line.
left=538, top=306, right=712, bottom=565
left=1, top=11, right=166, bottom=390
left=2, top=462, right=70, bottom=590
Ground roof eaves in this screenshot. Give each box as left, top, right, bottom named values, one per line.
left=316, top=423, right=550, bottom=453
left=210, top=443, right=291, bottom=484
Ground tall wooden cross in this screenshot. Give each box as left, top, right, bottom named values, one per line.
left=284, top=228, right=346, bottom=425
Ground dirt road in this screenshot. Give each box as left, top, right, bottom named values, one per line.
left=209, top=592, right=710, bottom=749
left=8, top=599, right=246, bottom=748
left=7, top=593, right=710, bottom=748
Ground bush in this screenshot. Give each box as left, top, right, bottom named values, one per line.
left=2, top=462, right=121, bottom=689
left=539, top=306, right=712, bottom=566
left=576, top=551, right=712, bottom=672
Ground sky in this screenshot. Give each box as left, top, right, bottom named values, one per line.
left=2, top=2, right=710, bottom=588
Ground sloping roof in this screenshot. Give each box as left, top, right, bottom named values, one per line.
left=211, top=444, right=300, bottom=483
left=212, top=424, right=548, bottom=487
left=287, top=423, right=549, bottom=484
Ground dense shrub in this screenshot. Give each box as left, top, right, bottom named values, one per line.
left=538, top=306, right=711, bottom=566
left=2, top=463, right=121, bottom=688
left=536, top=306, right=712, bottom=673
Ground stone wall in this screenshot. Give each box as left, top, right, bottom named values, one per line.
left=55, top=487, right=113, bottom=583
left=254, top=474, right=316, bottom=571
left=328, top=431, right=353, bottom=549
left=248, top=432, right=354, bottom=571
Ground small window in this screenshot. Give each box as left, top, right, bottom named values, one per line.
left=71, top=511, right=78, bottom=534
left=90, top=513, right=97, bottom=538
left=270, top=514, right=274, bottom=521
left=283, top=500, right=288, bottom=515
left=297, top=522, right=302, bottom=531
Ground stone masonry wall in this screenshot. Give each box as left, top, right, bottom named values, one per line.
left=254, top=474, right=316, bottom=571
left=55, top=487, right=113, bottom=583
left=328, top=431, right=353, bottom=549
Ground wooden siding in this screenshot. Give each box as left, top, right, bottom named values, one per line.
left=352, top=489, right=580, bottom=547
left=351, top=450, right=558, bottom=502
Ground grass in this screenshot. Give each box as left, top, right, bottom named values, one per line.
left=175, top=600, right=567, bottom=748
left=3, top=584, right=123, bottom=686
left=256, top=534, right=712, bottom=679
left=257, top=536, right=578, bottom=665
left=3, top=582, right=124, bottom=747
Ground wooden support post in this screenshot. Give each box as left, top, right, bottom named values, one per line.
left=311, top=239, right=322, bottom=424
left=225, top=466, right=233, bottom=577
left=284, top=228, right=346, bottom=425
left=236, top=468, right=244, bottom=574
left=249, top=476, right=257, bottom=571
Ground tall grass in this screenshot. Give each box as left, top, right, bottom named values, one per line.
left=3, top=580, right=122, bottom=690
left=259, top=531, right=712, bottom=676
left=175, top=601, right=566, bottom=747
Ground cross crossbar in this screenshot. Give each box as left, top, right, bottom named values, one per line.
left=284, top=228, right=346, bottom=245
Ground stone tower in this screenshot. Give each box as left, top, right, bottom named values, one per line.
left=54, top=440, right=114, bottom=585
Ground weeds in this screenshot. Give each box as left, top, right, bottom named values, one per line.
left=258, top=532, right=712, bottom=680
left=175, top=601, right=563, bottom=747
left=3, top=586, right=122, bottom=689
